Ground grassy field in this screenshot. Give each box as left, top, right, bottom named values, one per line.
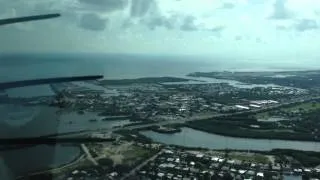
left=229, top=152, right=270, bottom=164
left=256, top=102, right=320, bottom=119
left=99, top=142, right=152, bottom=166
left=281, top=102, right=320, bottom=112
left=255, top=112, right=271, bottom=119
left=123, top=146, right=151, bottom=160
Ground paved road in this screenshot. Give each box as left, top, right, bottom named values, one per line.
left=80, top=144, right=98, bottom=166
left=120, top=149, right=164, bottom=180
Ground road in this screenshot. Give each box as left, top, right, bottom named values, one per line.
left=120, top=149, right=164, bottom=180
left=80, top=144, right=98, bottom=166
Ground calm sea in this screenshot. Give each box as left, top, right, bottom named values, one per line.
left=1, top=53, right=318, bottom=82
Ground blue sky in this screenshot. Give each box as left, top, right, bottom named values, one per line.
left=0, top=0, right=319, bottom=63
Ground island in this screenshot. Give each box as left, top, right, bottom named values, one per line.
left=99, top=77, right=196, bottom=85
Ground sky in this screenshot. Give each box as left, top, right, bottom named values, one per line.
left=0, top=0, right=320, bottom=62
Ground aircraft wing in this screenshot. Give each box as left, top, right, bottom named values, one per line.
left=0, top=13, right=60, bottom=26
left=0, top=75, right=104, bottom=90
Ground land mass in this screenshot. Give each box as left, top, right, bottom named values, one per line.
left=188, top=70, right=320, bottom=90
left=99, top=77, right=193, bottom=85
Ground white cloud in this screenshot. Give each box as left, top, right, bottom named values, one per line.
left=0, top=0, right=319, bottom=62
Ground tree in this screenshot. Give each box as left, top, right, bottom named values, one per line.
left=114, top=164, right=131, bottom=174
left=98, top=158, right=114, bottom=167
left=222, top=173, right=233, bottom=180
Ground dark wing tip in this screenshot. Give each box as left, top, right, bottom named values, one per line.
left=0, top=75, right=104, bottom=90
left=0, top=13, right=61, bottom=26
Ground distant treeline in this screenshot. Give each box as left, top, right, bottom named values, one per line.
left=183, top=114, right=319, bottom=142
left=114, top=129, right=154, bottom=144
left=99, top=77, right=190, bottom=85
left=271, top=149, right=320, bottom=167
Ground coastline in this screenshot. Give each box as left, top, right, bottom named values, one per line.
left=182, top=124, right=320, bottom=143
left=136, top=123, right=320, bottom=143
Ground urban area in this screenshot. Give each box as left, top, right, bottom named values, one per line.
left=5, top=71, right=320, bottom=180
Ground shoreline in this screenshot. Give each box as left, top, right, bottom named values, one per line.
left=173, top=125, right=320, bottom=143
left=136, top=124, right=320, bottom=143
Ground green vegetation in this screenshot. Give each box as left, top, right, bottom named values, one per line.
left=99, top=77, right=191, bottom=85
left=281, top=102, right=320, bottom=112
left=98, top=158, right=114, bottom=167
left=112, top=164, right=131, bottom=174
left=114, top=129, right=154, bottom=144
left=123, top=146, right=155, bottom=166
left=255, top=112, right=272, bottom=119
left=229, top=153, right=270, bottom=164
left=124, top=146, right=149, bottom=158
left=271, top=149, right=320, bottom=167
left=184, top=114, right=318, bottom=141
left=121, top=120, right=155, bottom=128
left=255, top=101, right=320, bottom=121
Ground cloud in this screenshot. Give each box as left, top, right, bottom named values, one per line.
left=78, top=0, right=128, bottom=12
left=276, top=19, right=319, bottom=32
left=144, top=16, right=174, bottom=30
left=235, top=35, right=242, bottom=41
left=210, top=26, right=225, bottom=32
left=293, top=19, right=318, bottom=32
left=256, top=37, right=262, bottom=43
left=180, top=16, right=197, bottom=31
left=130, top=0, right=155, bottom=17
left=208, top=26, right=225, bottom=37
left=269, top=0, right=293, bottom=20
left=276, top=25, right=288, bottom=30
left=79, top=13, right=107, bottom=31
left=221, top=2, right=235, bottom=9
left=122, top=19, right=134, bottom=29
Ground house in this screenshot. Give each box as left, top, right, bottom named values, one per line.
left=239, top=170, right=247, bottom=174
left=109, top=172, right=118, bottom=177
left=157, top=172, right=165, bottom=178
left=257, top=172, right=264, bottom=177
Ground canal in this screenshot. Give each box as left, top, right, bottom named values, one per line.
left=141, top=127, right=320, bottom=152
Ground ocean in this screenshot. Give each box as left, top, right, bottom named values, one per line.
left=1, top=53, right=318, bottom=82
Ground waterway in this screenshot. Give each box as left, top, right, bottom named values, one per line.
left=164, top=76, right=295, bottom=89
left=141, top=127, right=320, bottom=152
left=0, top=105, right=132, bottom=177
left=283, top=175, right=302, bottom=180
left=0, top=145, right=81, bottom=177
